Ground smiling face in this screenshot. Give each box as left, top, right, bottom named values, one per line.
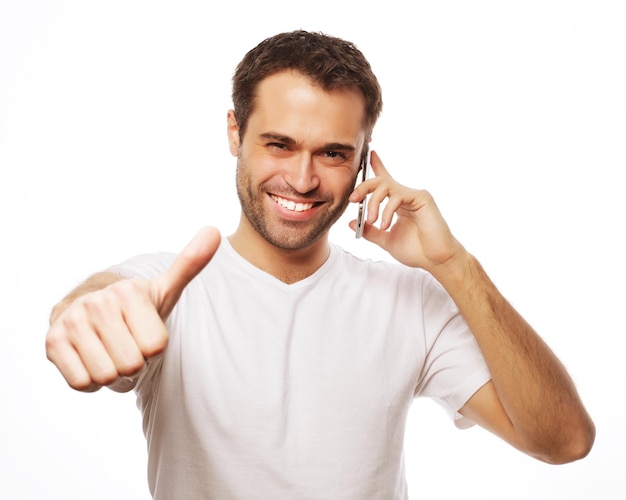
left=228, top=70, right=367, bottom=251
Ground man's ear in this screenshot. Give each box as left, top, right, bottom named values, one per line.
left=226, top=110, right=240, bottom=157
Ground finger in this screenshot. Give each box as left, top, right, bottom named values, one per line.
left=46, top=294, right=122, bottom=391
left=359, top=220, right=390, bottom=250
left=367, top=151, right=401, bottom=225
left=123, top=295, right=170, bottom=359
left=73, top=283, right=149, bottom=373
left=46, top=329, right=101, bottom=392
left=348, top=150, right=388, bottom=204
left=47, top=302, right=120, bottom=390
left=380, top=194, right=404, bottom=231
left=71, top=326, right=123, bottom=387
left=365, top=179, right=391, bottom=225
left=62, top=296, right=136, bottom=387
left=369, top=150, right=390, bottom=178
left=96, top=307, right=147, bottom=375
left=153, top=226, right=221, bottom=317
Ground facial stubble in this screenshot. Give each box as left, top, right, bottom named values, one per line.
left=235, top=156, right=358, bottom=250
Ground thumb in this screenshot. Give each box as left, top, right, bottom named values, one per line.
left=153, top=226, right=221, bottom=318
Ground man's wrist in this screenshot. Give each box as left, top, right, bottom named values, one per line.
left=430, top=249, right=482, bottom=295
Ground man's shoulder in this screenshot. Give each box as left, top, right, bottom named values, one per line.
left=329, top=243, right=430, bottom=286
left=107, top=251, right=177, bottom=280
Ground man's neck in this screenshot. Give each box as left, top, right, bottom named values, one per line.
left=228, top=222, right=331, bottom=285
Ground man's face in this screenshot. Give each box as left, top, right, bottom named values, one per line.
left=228, top=70, right=367, bottom=250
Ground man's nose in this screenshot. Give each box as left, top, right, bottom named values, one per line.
left=284, top=154, right=320, bottom=194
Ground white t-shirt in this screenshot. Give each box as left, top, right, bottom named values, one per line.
left=111, top=239, right=491, bottom=499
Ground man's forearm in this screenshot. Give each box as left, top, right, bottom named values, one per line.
left=433, top=253, right=595, bottom=461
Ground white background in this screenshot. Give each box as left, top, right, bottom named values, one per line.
left=2, top=1, right=625, bottom=498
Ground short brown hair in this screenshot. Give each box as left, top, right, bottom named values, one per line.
left=232, top=30, right=383, bottom=141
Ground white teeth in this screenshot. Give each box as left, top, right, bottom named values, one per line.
left=271, top=195, right=314, bottom=212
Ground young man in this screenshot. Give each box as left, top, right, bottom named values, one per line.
left=46, top=31, right=594, bottom=498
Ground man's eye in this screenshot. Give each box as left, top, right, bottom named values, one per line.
left=323, top=151, right=347, bottom=161
left=268, top=143, right=287, bottom=150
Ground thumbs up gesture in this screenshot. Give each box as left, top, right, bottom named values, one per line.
left=46, top=227, right=221, bottom=392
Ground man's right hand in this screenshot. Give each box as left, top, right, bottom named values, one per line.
left=46, top=227, right=221, bottom=392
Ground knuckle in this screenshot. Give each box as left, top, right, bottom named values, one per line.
left=91, top=366, right=119, bottom=387
left=113, top=278, right=146, bottom=300
left=78, top=282, right=137, bottom=316
left=66, top=373, right=98, bottom=392
left=141, top=333, right=169, bottom=359
left=45, top=334, right=65, bottom=360
left=419, top=188, right=432, bottom=199
left=81, top=290, right=116, bottom=314
left=108, top=279, right=132, bottom=298
left=57, top=306, right=84, bottom=330
left=117, top=355, right=145, bottom=377
left=55, top=310, right=92, bottom=346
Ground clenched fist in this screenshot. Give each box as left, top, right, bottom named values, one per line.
left=46, top=227, right=221, bottom=392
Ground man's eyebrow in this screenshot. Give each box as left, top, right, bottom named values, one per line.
left=321, top=143, right=356, bottom=152
left=259, top=132, right=297, bottom=145
left=259, top=132, right=356, bottom=152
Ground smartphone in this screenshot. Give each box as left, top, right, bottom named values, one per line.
left=355, top=147, right=370, bottom=239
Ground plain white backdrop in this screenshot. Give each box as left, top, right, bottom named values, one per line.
left=2, top=1, right=625, bottom=498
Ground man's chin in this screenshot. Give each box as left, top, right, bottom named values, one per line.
left=263, top=230, right=326, bottom=251
left=251, top=219, right=328, bottom=251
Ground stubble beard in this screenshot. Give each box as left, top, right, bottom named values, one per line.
left=235, top=156, right=357, bottom=250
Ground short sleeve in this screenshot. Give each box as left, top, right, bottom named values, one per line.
left=107, top=252, right=176, bottom=280
left=414, top=274, right=492, bottom=428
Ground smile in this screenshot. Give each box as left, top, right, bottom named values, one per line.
left=270, top=194, right=316, bottom=212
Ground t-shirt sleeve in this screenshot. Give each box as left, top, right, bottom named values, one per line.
left=413, top=273, right=492, bottom=429
left=107, top=252, right=176, bottom=280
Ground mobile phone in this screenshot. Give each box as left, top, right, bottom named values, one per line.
left=355, top=148, right=370, bottom=238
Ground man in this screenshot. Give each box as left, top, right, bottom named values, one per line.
left=46, top=31, right=594, bottom=498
